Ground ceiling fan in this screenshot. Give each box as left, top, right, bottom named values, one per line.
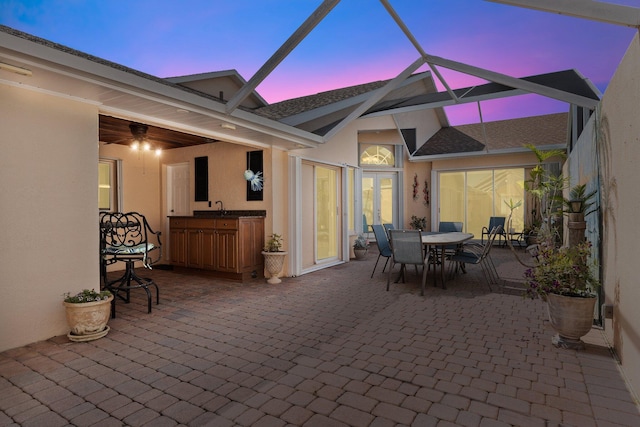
left=128, top=122, right=154, bottom=152
left=129, top=122, right=148, bottom=141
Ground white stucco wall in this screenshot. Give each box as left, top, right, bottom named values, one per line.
left=598, top=33, right=640, bottom=397
left=0, top=85, right=99, bottom=352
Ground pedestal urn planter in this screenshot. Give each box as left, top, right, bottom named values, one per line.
left=547, top=293, right=597, bottom=350
left=262, top=251, right=287, bottom=284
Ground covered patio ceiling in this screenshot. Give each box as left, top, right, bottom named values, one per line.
left=99, top=115, right=221, bottom=149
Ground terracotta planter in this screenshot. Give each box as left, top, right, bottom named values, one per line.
left=262, top=251, right=287, bottom=284
left=63, top=295, right=113, bottom=342
left=353, top=248, right=368, bottom=260
left=546, top=293, right=596, bottom=350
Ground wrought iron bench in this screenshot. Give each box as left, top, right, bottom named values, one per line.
left=100, top=212, right=161, bottom=317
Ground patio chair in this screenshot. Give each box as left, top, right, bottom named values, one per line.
left=448, top=225, right=502, bottom=291
left=100, top=211, right=162, bottom=317
left=383, top=223, right=394, bottom=235
left=438, top=221, right=463, bottom=233
left=438, top=221, right=464, bottom=255
left=387, top=229, right=431, bottom=296
left=363, top=214, right=370, bottom=234
left=371, top=224, right=392, bottom=278
left=481, top=216, right=506, bottom=245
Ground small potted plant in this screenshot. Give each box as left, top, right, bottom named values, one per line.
left=63, top=289, right=113, bottom=342
left=353, top=234, right=369, bottom=260
left=262, top=233, right=287, bottom=284
left=409, top=215, right=427, bottom=231
left=524, top=240, right=600, bottom=349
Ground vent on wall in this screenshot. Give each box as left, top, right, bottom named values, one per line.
left=401, top=128, right=417, bottom=154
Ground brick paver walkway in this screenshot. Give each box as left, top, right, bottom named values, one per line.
left=1, top=246, right=639, bottom=426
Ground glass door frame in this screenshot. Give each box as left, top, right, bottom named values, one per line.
left=433, top=167, right=526, bottom=238
left=289, top=156, right=355, bottom=277
left=362, top=171, right=399, bottom=239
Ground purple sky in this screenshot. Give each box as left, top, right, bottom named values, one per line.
left=1, top=1, right=637, bottom=125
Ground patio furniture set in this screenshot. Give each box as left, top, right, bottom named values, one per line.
left=370, top=220, right=504, bottom=295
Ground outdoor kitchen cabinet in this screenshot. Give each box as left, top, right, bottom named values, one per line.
left=169, top=216, right=264, bottom=281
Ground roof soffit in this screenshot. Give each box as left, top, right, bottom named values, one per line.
left=0, top=26, right=323, bottom=150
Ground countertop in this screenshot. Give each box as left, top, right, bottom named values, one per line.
left=171, top=210, right=267, bottom=218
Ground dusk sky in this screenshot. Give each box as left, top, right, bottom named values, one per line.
left=1, top=1, right=638, bottom=125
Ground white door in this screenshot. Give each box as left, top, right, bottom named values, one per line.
left=362, top=172, right=397, bottom=235
left=167, top=163, right=190, bottom=216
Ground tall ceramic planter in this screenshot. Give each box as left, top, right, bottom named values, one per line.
left=546, top=293, right=596, bottom=350
left=63, top=295, right=114, bottom=342
left=262, top=251, right=287, bottom=284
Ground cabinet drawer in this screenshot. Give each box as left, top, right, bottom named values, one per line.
left=215, top=219, right=239, bottom=230
left=186, top=218, right=215, bottom=229
left=169, top=218, right=187, bottom=229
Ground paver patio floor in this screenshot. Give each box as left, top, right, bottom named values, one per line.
left=1, top=246, right=639, bottom=426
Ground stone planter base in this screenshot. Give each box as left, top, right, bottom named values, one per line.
left=262, top=251, right=287, bottom=284
left=68, top=325, right=110, bottom=342
left=547, top=293, right=596, bottom=350
left=353, top=248, right=367, bottom=260
left=63, top=295, right=113, bottom=342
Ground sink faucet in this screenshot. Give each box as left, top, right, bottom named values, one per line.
left=215, top=200, right=224, bottom=213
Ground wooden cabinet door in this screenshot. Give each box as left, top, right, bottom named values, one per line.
left=216, top=230, right=238, bottom=272
left=169, top=228, right=186, bottom=266
left=186, top=229, right=203, bottom=268
left=239, top=218, right=264, bottom=269
left=201, top=229, right=216, bottom=270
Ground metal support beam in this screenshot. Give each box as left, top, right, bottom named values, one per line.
left=379, top=0, right=459, bottom=104
left=225, top=0, right=340, bottom=113
left=423, top=53, right=599, bottom=109
left=322, top=57, right=426, bottom=141
left=486, top=0, right=640, bottom=28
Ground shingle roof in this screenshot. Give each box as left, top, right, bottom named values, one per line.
left=413, top=113, right=568, bottom=156
left=253, top=81, right=389, bottom=120
left=366, top=70, right=599, bottom=115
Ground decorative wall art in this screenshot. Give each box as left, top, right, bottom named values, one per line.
left=246, top=150, right=264, bottom=201
left=413, top=173, right=419, bottom=201
left=423, top=179, right=430, bottom=206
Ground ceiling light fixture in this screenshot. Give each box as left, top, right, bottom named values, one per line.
left=0, top=62, right=32, bottom=76
left=129, top=122, right=161, bottom=157
left=220, top=123, right=236, bottom=130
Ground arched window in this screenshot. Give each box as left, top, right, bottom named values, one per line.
left=360, top=145, right=395, bottom=166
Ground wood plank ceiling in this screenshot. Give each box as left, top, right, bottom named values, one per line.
left=99, top=115, right=219, bottom=150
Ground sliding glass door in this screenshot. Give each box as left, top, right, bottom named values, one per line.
left=439, top=168, right=525, bottom=237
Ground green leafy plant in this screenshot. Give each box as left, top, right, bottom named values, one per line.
left=524, top=240, right=600, bottom=299
left=523, top=143, right=567, bottom=246
left=562, top=184, right=597, bottom=215
left=409, top=215, right=427, bottom=231
left=64, top=289, right=112, bottom=303
left=353, top=234, right=369, bottom=249
left=264, top=233, right=284, bottom=252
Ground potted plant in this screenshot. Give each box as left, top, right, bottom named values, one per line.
left=524, top=240, right=599, bottom=349
left=63, top=289, right=113, bottom=342
left=562, top=183, right=597, bottom=247
left=262, top=233, right=287, bottom=284
left=409, top=215, right=427, bottom=231
left=353, top=234, right=369, bottom=260
left=523, top=144, right=567, bottom=246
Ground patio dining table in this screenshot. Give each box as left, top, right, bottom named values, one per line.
left=421, top=231, right=474, bottom=289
